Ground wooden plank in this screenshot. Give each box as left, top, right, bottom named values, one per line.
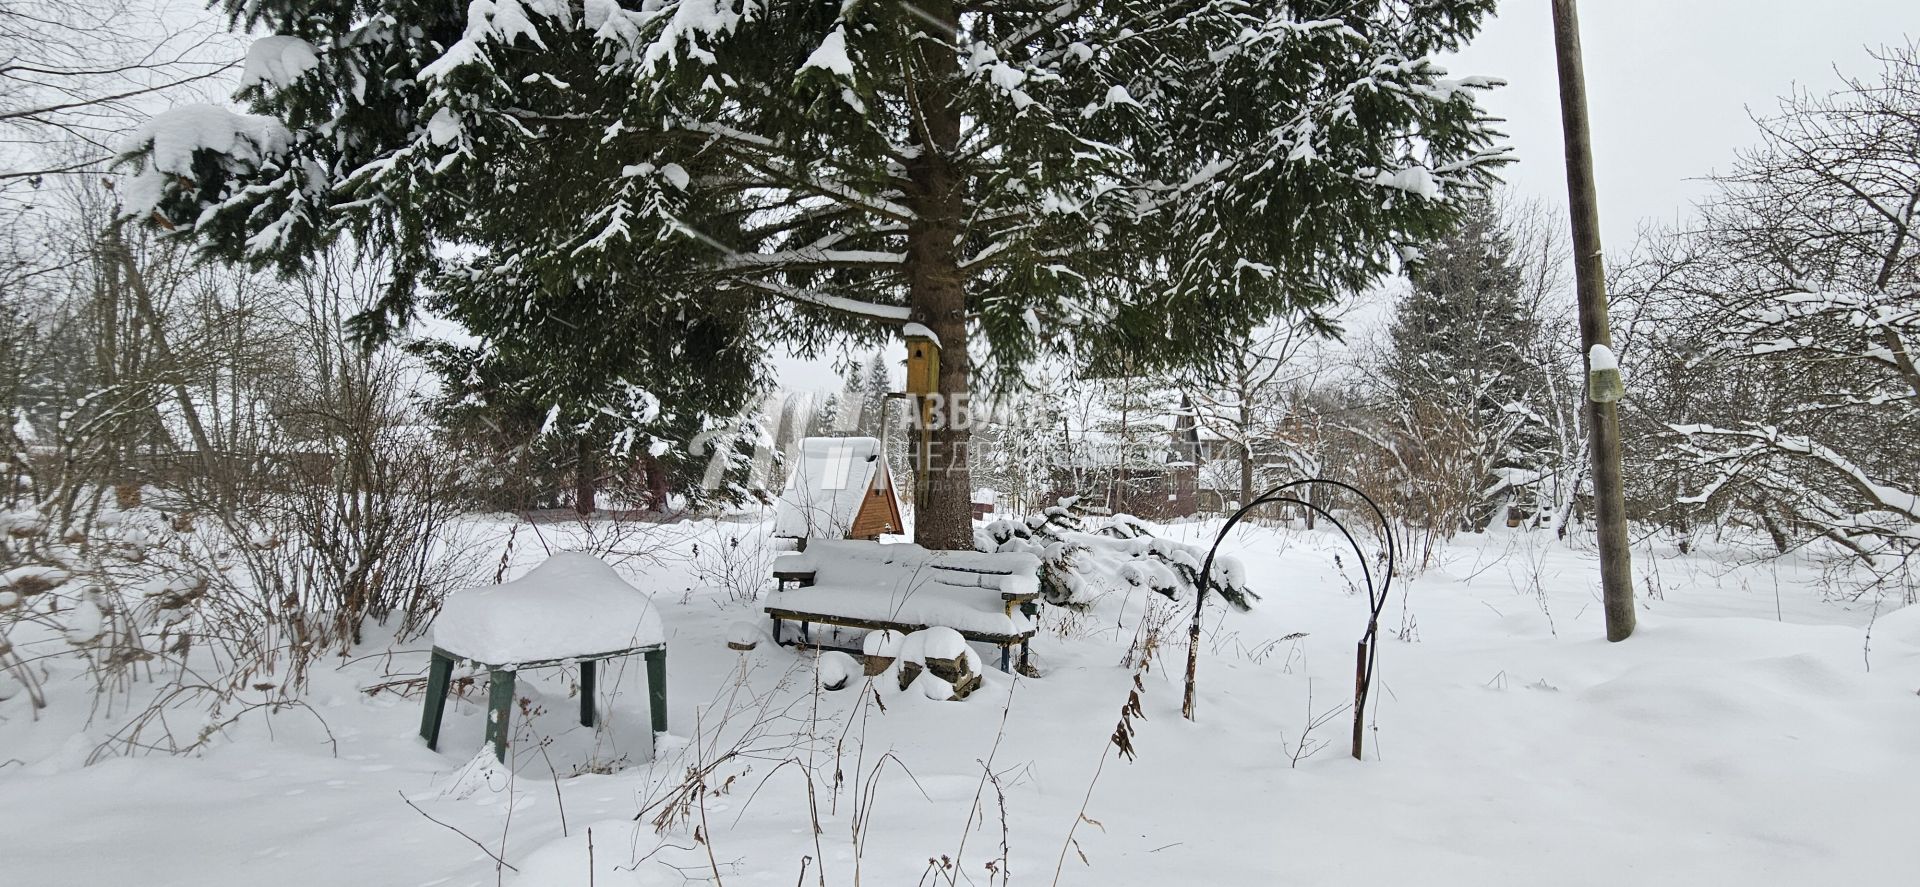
left=764, top=608, right=1032, bottom=647
left=929, top=564, right=1021, bottom=576
left=486, top=669, right=515, bottom=763
left=579, top=659, right=596, bottom=728
left=419, top=651, right=453, bottom=750
left=434, top=643, right=663, bottom=672
left=645, top=648, right=668, bottom=735
left=766, top=608, right=928, bottom=634
left=778, top=638, right=865, bottom=657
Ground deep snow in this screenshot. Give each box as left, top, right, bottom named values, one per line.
left=3, top=514, right=1915, bottom=887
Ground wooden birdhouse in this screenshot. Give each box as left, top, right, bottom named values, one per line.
left=904, top=327, right=940, bottom=398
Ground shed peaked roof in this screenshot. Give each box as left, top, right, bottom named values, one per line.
left=774, top=437, right=890, bottom=539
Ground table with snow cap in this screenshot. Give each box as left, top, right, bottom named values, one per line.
left=420, top=552, right=667, bottom=763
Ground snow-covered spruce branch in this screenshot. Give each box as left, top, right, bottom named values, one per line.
left=716, top=248, right=906, bottom=272
left=730, top=278, right=911, bottom=324
left=977, top=497, right=1258, bottom=611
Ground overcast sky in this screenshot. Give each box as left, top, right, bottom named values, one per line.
left=1446, top=0, right=1914, bottom=245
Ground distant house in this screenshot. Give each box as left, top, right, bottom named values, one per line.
left=972, top=487, right=998, bottom=519
left=1044, top=407, right=1221, bottom=520
left=774, top=437, right=903, bottom=545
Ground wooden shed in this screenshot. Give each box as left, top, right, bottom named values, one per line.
left=774, top=437, right=903, bottom=543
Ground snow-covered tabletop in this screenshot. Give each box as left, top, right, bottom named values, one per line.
left=434, top=552, right=664, bottom=666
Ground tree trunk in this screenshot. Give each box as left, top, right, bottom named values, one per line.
left=112, top=227, right=226, bottom=505
left=1235, top=395, right=1255, bottom=514
left=905, top=0, right=972, bottom=551
left=1238, top=449, right=1254, bottom=514
left=574, top=437, right=598, bottom=517
left=1756, top=499, right=1791, bottom=554
left=643, top=453, right=671, bottom=512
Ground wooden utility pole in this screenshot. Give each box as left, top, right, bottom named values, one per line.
left=1551, top=0, right=1636, bottom=641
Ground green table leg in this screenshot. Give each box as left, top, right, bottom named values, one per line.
left=644, top=648, right=668, bottom=735
left=485, top=669, right=516, bottom=763
left=579, top=659, right=597, bottom=728
left=420, top=650, right=454, bottom=750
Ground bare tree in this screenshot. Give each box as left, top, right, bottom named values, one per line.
left=1653, top=43, right=1920, bottom=598
left=1181, top=317, right=1331, bottom=512
left=1, top=1, right=236, bottom=193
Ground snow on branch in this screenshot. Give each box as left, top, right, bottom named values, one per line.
left=120, top=104, right=291, bottom=219
left=240, top=36, right=321, bottom=91
left=718, top=248, right=905, bottom=271
left=1671, top=423, right=1920, bottom=522
left=736, top=278, right=910, bottom=323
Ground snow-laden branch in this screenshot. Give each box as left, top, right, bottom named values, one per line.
left=1671, top=423, right=1920, bottom=522
left=734, top=278, right=910, bottom=323
left=718, top=248, right=904, bottom=271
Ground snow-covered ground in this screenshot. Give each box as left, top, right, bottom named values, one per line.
left=4, top=514, right=1916, bottom=886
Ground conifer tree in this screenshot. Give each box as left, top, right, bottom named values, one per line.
left=1384, top=196, right=1549, bottom=529
left=805, top=391, right=840, bottom=438
left=127, top=0, right=1507, bottom=548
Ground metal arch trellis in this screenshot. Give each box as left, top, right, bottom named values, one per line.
left=1181, top=479, right=1396, bottom=761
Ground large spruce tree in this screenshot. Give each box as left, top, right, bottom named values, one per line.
left=1385, top=195, right=1548, bottom=529
left=127, top=0, right=1506, bottom=549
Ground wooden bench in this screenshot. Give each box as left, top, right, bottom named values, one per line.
left=764, top=540, right=1042, bottom=672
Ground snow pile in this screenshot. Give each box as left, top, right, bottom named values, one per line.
left=438, top=749, right=512, bottom=801
left=62, top=595, right=103, bottom=644
left=434, top=552, right=663, bottom=664
left=425, top=107, right=463, bottom=146
left=725, top=620, right=762, bottom=649
left=915, top=626, right=970, bottom=662
left=513, top=818, right=656, bottom=886
left=900, top=321, right=940, bottom=346
left=3, top=564, right=68, bottom=593
left=0, top=508, right=47, bottom=537
left=915, top=670, right=956, bottom=701
left=419, top=0, right=551, bottom=81
left=814, top=650, right=857, bottom=690
left=862, top=628, right=904, bottom=657
left=239, top=36, right=321, bottom=90
left=772, top=551, right=816, bottom=574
